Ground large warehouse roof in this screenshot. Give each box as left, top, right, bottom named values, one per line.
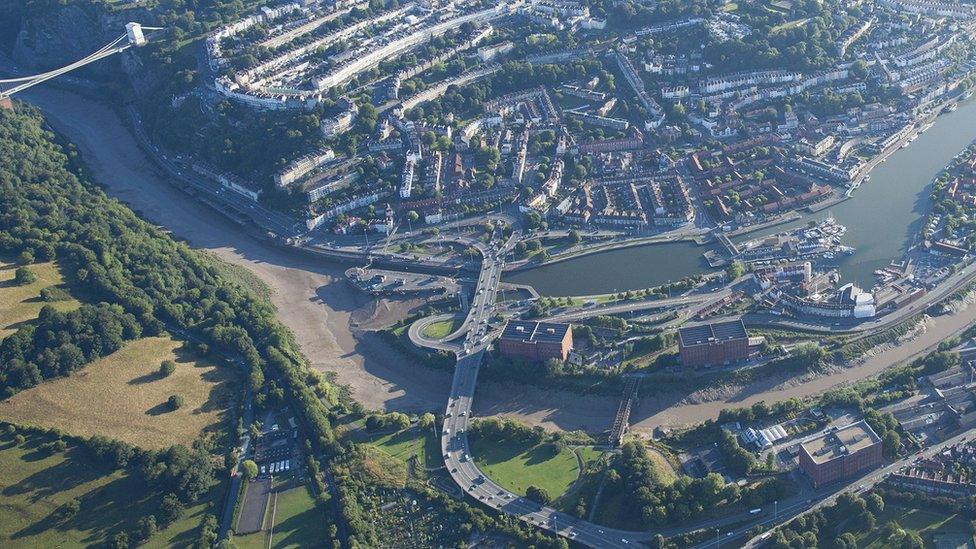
left=678, top=319, right=748, bottom=347
left=501, top=320, right=571, bottom=344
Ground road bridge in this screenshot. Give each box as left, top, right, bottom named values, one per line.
left=432, top=232, right=657, bottom=547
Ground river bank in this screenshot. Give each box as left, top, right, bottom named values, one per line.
left=476, top=289, right=976, bottom=432
left=21, top=87, right=453, bottom=414
left=23, top=85, right=976, bottom=435
left=510, top=94, right=976, bottom=295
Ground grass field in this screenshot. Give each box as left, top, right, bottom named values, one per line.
left=771, top=17, right=811, bottom=33
left=0, top=336, right=239, bottom=450
left=422, top=318, right=462, bottom=339
left=199, top=251, right=274, bottom=304
left=358, top=427, right=439, bottom=470
left=856, top=504, right=970, bottom=548
left=575, top=446, right=607, bottom=469
left=235, top=482, right=329, bottom=549
left=0, top=260, right=79, bottom=339
left=645, top=447, right=677, bottom=485
left=0, top=431, right=216, bottom=548
left=590, top=444, right=676, bottom=528
left=470, top=437, right=586, bottom=499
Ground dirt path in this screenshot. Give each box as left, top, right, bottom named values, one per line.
left=23, top=88, right=450, bottom=413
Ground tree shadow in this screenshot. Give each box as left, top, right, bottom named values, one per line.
left=128, top=371, right=164, bottom=385
left=3, top=447, right=106, bottom=500
left=522, top=444, right=560, bottom=466
left=145, top=402, right=174, bottom=416
left=0, top=278, right=22, bottom=289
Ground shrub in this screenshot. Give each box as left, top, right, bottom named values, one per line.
left=39, top=286, right=72, bottom=301
left=13, top=266, right=36, bottom=285
left=167, top=394, right=185, bottom=411
left=160, top=360, right=176, bottom=377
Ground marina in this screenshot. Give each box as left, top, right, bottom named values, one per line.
left=507, top=95, right=976, bottom=295
left=731, top=218, right=854, bottom=265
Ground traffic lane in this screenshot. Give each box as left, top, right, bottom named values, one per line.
left=737, top=428, right=976, bottom=548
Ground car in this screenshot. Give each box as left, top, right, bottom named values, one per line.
left=460, top=411, right=466, bottom=416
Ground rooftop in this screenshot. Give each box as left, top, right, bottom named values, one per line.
left=678, top=319, right=748, bottom=347
left=500, top=320, right=571, bottom=344
left=800, top=420, right=881, bottom=465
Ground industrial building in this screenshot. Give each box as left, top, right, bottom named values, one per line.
left=677, top=319, right=750, bottom=367
left=799, top=421, right=883, bottom=488
left=498, top=320, right=573, bottom=362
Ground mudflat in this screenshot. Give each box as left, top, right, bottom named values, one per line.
left=24, top=87, right=449, bottom=413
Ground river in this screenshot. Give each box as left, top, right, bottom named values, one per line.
left=507, top=98, right=976, bottom=296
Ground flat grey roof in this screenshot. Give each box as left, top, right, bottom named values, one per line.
left=800, top=420, right=881, bottom=465
left=678, top=319, right=748, bottom=347
left=501, top=320, right=570, bottom=344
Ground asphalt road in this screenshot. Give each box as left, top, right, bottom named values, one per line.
left=698, top=427, right=976, bottom=549
left=435, top=233, right=655, bottom=547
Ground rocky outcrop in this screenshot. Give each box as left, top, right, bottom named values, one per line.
left=12, top=3, right=106, bottom=70
left=9, top=1, right=158, bottom=94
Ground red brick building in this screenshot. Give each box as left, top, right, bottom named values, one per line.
left=799, top=421, right=883, bottom=488
left=498, top=321, right=573, bottom=362
left=677, top=319, right=750, bottom=368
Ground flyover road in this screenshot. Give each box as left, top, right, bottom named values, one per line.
left=543, top=289, right=728, bottom=323
left=441, top=350, right=653, bottom=548
left=437, top=232, right=654, bottom=547
left=429, top=236, right=797, bottom=546
left=408, top=312, right=466, bottom=352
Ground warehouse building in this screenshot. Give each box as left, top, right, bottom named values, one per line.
left=799, top=421, right=883, bottom=488
left=498, top=321, right=573, bottom=362
left=677, top=319, right=750, bottom=367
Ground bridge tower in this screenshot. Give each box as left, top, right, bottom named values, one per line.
left=126, top=22, right=147, bottom=47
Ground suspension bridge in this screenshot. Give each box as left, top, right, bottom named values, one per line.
left=0, top=22, right=163, bottom=109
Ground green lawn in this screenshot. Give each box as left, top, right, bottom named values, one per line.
left=470, top=437, right=584, bottom=499
left=0, top=431, right=217, bottom=548
left=575, top=446, right=606, bottom=469
left=422, top=318, right=462, bottom=339
left=0, top=260, right=80, bottom=339
left=357, top=427, right=439, bottom=470
left=857, top=504, right=971, bottom=548
left=771, top=17, right=811, bottom=33
left=236, top=483, right=329, bottom=549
